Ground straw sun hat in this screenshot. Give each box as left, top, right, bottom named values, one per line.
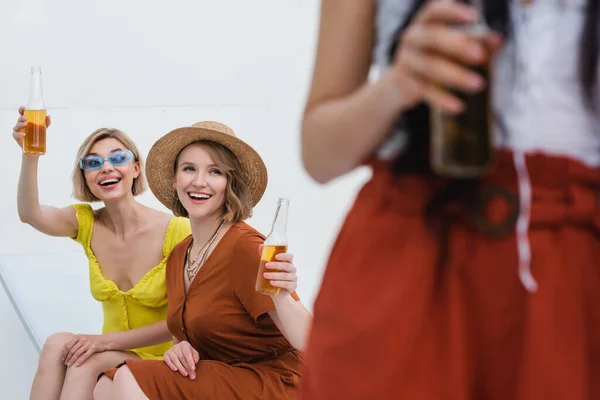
left=145, top=121, right=268, bottom=211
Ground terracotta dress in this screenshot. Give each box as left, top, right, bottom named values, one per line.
left=300, top=151, right=600, bottom=400
left=104, top=222, right=303, bottom=399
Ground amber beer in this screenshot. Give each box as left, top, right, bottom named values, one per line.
left=255, top=198, right=290, bottom=296
left=430, top=15, right=493, bottom=177
left=23, top=109, right=47, bottom=155
left=256, top=245, right=288, bottom=295
left=22, top=66, right=47, bottom=155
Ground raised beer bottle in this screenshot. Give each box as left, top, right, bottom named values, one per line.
left=430, top=2, right=493, bottom=177
left=255, top=198, right=289, bottom=296
left=23, top=66, right=47, bottom=155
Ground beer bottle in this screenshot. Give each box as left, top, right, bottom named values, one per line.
left=255, top=198, right=290, bottom=295
left=430, top=1, right=493, bottom=177
left=23, top=66, right=47, bottom=155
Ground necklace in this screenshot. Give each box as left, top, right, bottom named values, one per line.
left=185, top=221, right=225, bottom=283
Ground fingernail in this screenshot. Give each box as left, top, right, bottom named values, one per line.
left=468, top=74, right=484, bottom=89
left=470, top=44, right=484, bottom=59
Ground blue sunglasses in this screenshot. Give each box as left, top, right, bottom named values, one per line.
left=79, top=150, right=135, bottom=171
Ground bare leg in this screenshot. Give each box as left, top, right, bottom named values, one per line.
left=60, top=350, right=139, bottom=400
left=29, top=332, right=75, bottom=400
left=94, top=366, right=148, bottom=400
left=92, top=376, right=113, bottom=400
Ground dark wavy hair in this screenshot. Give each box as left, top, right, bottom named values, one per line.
left=388, top=0, right=600, bottom=260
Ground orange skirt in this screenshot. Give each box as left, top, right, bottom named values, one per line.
left=300, top=151, right=600, bottom=400
left=102, top=350, right=302, bottom=399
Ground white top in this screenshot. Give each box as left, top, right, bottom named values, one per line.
left=374, top=0, right=600, bottom=166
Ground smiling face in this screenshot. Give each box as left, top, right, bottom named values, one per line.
left=72, top=128, right=146, bottom=203
left=173, top=143, right=228, bottom=221
left=82, top=137, right=140, bottom=202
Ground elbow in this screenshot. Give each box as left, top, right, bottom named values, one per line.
left=302, top=144, right=352, bottom=185
left=18, top=210, right=32, bottom=224
left=300, top=118, right=336, bottom=185
left=301, top=148, right=333, bottom=185
left=18, top=207, right=40, bottom=227
left=301, top=106, right=358, bottom=184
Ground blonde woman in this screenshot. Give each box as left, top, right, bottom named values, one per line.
left=12, top=106, right=190, bottom=400
left=93, top=121, right=311, bottom=400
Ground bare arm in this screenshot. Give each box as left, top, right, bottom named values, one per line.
left=17, top=156, right=78, bottom=237
left=302, top=0, right=495, bottom=183
left=63, top=320, right=173, bottom=366
left=261, top=250, right=312, bottom=351
left=301, top=0, right=412, bottom=183
left=14, top=108, right=78, bottom=237
left=268, top=297, right=312, bottom=351
left=102, top=320, right=173, bottom=351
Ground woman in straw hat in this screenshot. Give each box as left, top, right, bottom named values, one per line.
left=93, top=121, right=310, bottom=400
left=12, top=107, right=191, bottom=400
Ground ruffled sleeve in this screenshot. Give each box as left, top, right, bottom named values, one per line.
left=69, top=203, right=95, bottom=253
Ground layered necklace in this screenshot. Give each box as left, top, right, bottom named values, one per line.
left=185, top=220, right=225, bottom=283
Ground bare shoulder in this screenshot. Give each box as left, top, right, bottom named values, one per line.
left=92, top=206, right=106, bottom=223
left=145, top=207, right=174, bottom=231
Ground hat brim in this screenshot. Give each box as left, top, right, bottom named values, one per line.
left=146, top=125, right=268, bottom=212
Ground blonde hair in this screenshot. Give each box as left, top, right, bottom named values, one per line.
left=72, top=128, right=146, bottom=202
left=172, top=141, right=253, bottom=222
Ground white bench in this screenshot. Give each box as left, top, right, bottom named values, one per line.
left=0, top=251, right=102, bottom=352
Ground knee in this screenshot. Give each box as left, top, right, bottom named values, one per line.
left=41, top=332, right=75, bottom=355
left=113, top=366, right=139, bottom=397
left=93, top=376, right=112, bottom=400
left=64, top=353, right=107, bottom=379
left=113, top=366, right=132, bottom=386
left=39, top=332, right=75, bottom=365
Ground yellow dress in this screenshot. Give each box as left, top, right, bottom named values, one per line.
left=70, top=203, right=191, bottom=360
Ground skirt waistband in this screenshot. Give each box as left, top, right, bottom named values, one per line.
left=365, top=150, right=600, bottom=234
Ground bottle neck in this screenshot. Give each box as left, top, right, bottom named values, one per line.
left=268, top=199, right=289, bottom=242
left=28, top=68, right=45, bottom=110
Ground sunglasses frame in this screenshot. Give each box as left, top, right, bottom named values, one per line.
left=79, top=149, right=135, bottom=171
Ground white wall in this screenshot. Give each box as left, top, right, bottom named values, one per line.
left=0, top=0, right=370, bottom=397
